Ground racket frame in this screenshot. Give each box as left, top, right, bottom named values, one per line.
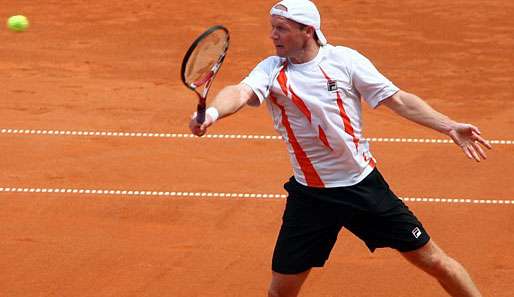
left=180, top=25, right=229, bottom=124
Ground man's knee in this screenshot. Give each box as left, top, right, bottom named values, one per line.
left=268, top=287, right=284, bottom=297
left=268, top=288, right=277, bottom=297
left=268, top=285, right=289, bottom=297
left=424, top=253, right=455, bottom=277
left=268, top=283, right=296, bottom=297
left=402, top=240, right=456, bottom=277
left=267, top=270, right=310, bottom=297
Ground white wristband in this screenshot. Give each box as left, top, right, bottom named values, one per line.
left=206, top=107, right=219, bottom=123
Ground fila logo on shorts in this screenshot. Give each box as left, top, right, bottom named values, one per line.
left=412, top=227, right=422, bottom=239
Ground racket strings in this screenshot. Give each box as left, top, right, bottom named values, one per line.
left=184, top=30, right=228, bottom=87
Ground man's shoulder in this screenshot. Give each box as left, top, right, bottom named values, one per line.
left=257, top=55, right=285, bottom=68
left=324, top=44, right=360, bottom=60
left=322, top=44, right=374, bottom=72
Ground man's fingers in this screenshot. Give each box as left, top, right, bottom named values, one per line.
left=189, top=120, right=200, bottom=131
left=470, top=125, right=481, bottom=135
left=464, top=142, right=484, bottom=162
left=474, top=133, right=492, bottom=149
left=470, top=146, right=481, bottom=162
left=463, top=146, right=474, bottom=160
left=193, top=126, right=206, bottom=137
left=188, top=111, right=215, bottom=137
left=472, top=141, right=487, bottom=160
left=189, top=119, right=206, bottom=137
left=200, top=116, right=216, bottom=130
left=454, top=124, right=490, bottom=162
left=189, top=120, right=196, bottom=130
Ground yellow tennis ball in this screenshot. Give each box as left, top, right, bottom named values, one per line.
left=7, top=15, right=29, bottom=32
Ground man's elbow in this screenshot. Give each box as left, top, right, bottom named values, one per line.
left=221, top=84, right=247, bottom=105
left=237, top=83, right=259, bottom=106
left=381, top=90, right=407, bottom=110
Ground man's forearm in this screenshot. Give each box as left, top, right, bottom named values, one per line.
left=209, top=84, right=251, bottom=120
left=382, top=91, right=457, bottom=135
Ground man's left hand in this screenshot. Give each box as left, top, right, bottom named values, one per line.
left=448, top=123, right=492, bottom=162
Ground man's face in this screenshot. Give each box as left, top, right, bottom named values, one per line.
left=270, top=15, right=309, bottom=58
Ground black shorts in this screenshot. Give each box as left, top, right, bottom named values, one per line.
left=272, top=168, right=430, bottom=274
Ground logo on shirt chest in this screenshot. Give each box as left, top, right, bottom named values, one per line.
left=327, top=79, right=338, bottom=92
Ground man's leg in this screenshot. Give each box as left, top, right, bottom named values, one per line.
left=268, top=269, right=311, bottom=297
left=401, top=240, right=482, bottom=297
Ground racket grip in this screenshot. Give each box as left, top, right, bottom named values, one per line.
left=196, top=104, right=206, bottom=124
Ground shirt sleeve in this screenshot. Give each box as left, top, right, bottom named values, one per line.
left=241, top=57, right=282, bottom=107
left=349, top=50, right=399, bottom=108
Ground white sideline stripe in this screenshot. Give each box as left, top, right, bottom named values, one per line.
left=0, top=187, right=512, bottom=205
left=0, top=187, right=286, bottom=199
left=1, top=128, right=512, bottom=144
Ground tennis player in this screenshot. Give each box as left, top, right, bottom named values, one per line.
left=189, top=1, right=491, bottom=296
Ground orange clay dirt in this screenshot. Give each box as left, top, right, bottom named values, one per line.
left=1, top=1, right=513, bottom=296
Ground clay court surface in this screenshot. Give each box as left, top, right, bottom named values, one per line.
left=1, top=0, right=513, bottom=296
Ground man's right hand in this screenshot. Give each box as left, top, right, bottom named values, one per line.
left=188, top=83, right=258, bottom=137
left=189, top=112, right=215, bottom=137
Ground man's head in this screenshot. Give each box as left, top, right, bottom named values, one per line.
left=269, top=0, right=327, bottom=62
left=270, top=0, right=327, bottom=46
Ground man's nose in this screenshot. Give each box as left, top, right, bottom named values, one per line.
left=270, top=29, right=279, bottom=40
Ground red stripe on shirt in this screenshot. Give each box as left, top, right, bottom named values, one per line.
left=318, top=126, right=333, bottom=150
left=364, top=153, right=376, bottom=169
left=277, top=64, right=312, bottom=122
left=369, top=157, right=376, bottom=168
left=319, top=66, right=360, bottom=151
left=289, top=87, right=312, bottom=122
left=336, top=92, right=359, bottom=150
left=277, top=64, right=289, bottom=96
left=270, top=94, right=324, bottom=187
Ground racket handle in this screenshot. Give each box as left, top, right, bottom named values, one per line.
left=196, top=104, right=206, bottom=124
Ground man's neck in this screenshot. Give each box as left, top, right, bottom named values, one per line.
left=289, top=43, right=321, bottom=64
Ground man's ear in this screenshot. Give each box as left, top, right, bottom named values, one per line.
left=305, top=26, right=316, bottom=39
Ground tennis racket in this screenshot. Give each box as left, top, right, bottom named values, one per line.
left=180, top=25, right=230, bottom=124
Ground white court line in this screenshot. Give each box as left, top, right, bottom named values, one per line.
left=0, top=128, right=513, bottom=145
left=0, top=187, right=512, bottom=205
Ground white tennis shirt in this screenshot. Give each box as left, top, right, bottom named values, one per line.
left=242, top=44, right=399, bottom=187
